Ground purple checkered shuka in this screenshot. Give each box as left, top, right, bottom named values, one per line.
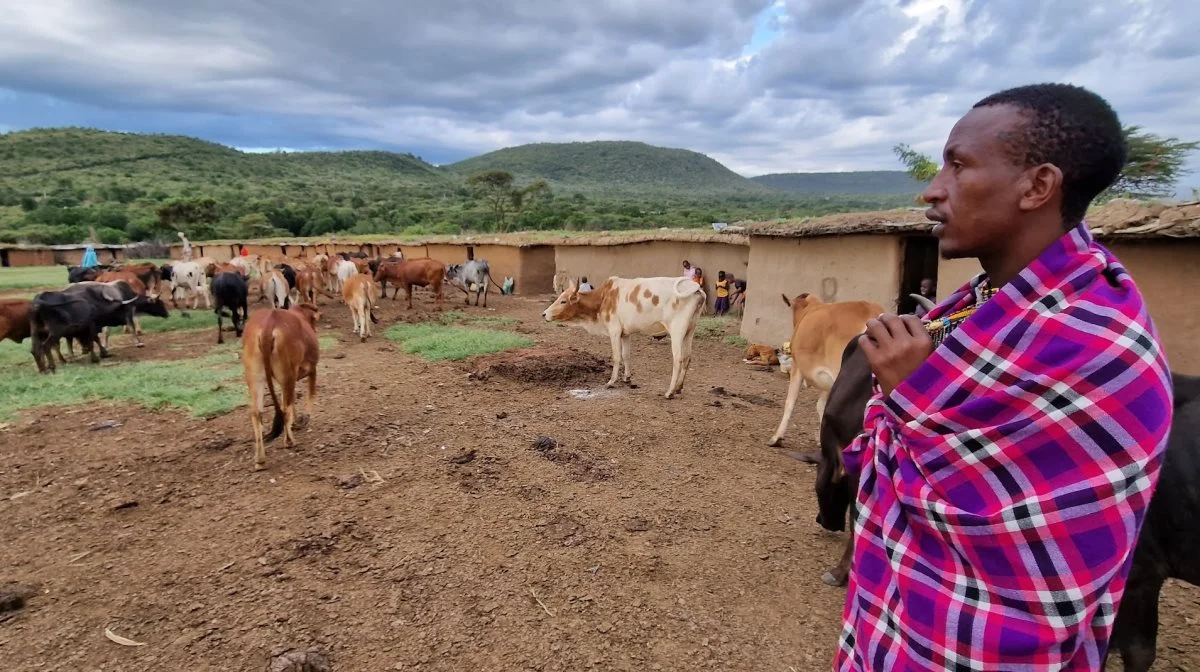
left=835, top=222, right=1174, bottom=671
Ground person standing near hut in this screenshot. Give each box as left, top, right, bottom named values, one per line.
left=178, top=231, right=193, bottom=261
left=835, top=83, right=1173, bottom=671
left=80, top=244, right=99, bottom=269
left=714, top=271, right=731, bottom=315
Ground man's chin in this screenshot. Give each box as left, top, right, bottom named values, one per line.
left=938, top=240, right=969, bottom=260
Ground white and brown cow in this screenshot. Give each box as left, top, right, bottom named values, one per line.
left=542, top=276, right=706, bottom=399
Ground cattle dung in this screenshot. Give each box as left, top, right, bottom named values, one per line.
left=467, top=347, right=608, bottom=385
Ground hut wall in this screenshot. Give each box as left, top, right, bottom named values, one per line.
left=741, top=234, right=902, bottom=348
left=553, top=240, right=750, bottom=308
left=4, top=249, right=56, bottom=267
left=517, top=246, right=556, bottom=294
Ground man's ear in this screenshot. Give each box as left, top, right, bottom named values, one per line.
left=1019, top=163, right=1063, bottom=213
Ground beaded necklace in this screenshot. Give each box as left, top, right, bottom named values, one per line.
left=925, top=280, right=999, bottom=348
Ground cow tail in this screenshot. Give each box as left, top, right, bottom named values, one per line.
left=367, top=285, right=379, bottom=324
left=261, top=328, right=286, bottom=442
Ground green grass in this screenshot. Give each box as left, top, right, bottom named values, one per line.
left=724, top=334, right=748, bottom=348
left=695, top=315, right=739, bottom=340
left=0, top=340, right=244, bottom=421
left=385, top=322, right=533, bottom=361
left=0, top=265, right=68, bottom=290
left=0, top=328, right=338, bottom=422
left=438, top=310, right=520, bottom=327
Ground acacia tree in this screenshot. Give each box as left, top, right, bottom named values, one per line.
left=467, top=171, right=552, bottom=232
left=892, top=143, right=939, bottom=182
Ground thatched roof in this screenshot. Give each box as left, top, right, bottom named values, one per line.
left=165, top=228, right=749, bottom=249
left=741, top=199, right=1200, bottom=240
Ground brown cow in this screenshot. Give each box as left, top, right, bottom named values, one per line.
left=373, top=258, right=446, bottom=309
left=742, top=343, right=780, bottom=366
left=295, top=266, right=321, bottom=305
left=112, top=262, right=161, bottom=292
left=241, top=303, right=321, bottom=471
left=0, top=299, right=64, bottom=364
left=767, top=293, right=885, bottom=447
left=342, top=273, right=379, bottom=341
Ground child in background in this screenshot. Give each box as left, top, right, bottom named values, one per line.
left=714, top=271, right=730, bottom=315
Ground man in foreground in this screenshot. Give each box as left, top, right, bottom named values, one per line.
left=835, top=83, right=1174, bottom=670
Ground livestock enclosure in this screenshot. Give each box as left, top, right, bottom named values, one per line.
left=2, top=198, right=1199, bottom=670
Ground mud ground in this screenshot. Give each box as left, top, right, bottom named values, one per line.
left=1, top=287, right=1196, bottom=671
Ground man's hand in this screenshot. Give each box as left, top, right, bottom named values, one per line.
left=858, top=313, right=934, bottom=397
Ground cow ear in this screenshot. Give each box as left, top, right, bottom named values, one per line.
left=781, top=293, right=791, bottom=307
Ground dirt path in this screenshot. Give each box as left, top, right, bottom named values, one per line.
left=0, top=290, right=1195, bottom=671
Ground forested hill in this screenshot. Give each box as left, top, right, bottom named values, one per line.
left=750, top=170, right=927, bottom=194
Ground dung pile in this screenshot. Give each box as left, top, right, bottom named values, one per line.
left=468, top=347, right=608, bottom=385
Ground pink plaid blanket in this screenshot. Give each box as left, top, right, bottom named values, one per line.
left=835, top=222, right=1174, bottom=670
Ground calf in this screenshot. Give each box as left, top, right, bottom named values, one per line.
left=263, top=270, right=292, bottom=309
left=342, top=273, right=379, bottom=342
left=767, top=294, right=884, bottom=447
left=211, top=271, right=249, bottom=345
left=542, top=277, right=706, bottom=399
left=742, top=343, right=780, bottom=366
left=1104, top=372, right=1200, bottom=672
left=242, top=303, right=321, bottom=470
left=165, top=260, right=210, bottom=310
left=445, top=259, right=501, bottom=307
left=374, top=258, right=446, bottom=309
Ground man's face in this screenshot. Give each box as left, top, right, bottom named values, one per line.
left=922, top=105, right=1031, bottom=259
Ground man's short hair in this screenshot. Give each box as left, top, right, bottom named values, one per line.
left=972, top=83, right=1127, bottom=225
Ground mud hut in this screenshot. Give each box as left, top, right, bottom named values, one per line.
left=550, top=230, right=750, bottom=309
left=0, top=243, right=127, bottom=267
left=739, top=200, right=1200, bottom=374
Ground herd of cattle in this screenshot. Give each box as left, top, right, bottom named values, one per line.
left=0, top=252, right=1195, bottom=669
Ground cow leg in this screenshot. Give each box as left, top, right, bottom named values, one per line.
left=620, top=335, right=633, bottom=384
left=127, top=311, right=144, bottom=347
left=673, top=320, right=699, bottom=395
left=305, top=371, right=317, bottom=425
left=281, top=376, right=298, bottom=448
left=822, top=531, right=854, bottom=587
left=406, top=285, right=414, bottom=310
left=482, top=280, right=489, bottom=308
left=815, top=390, right=830, bottom=443
left=665, top=327, right=688, bottom=399
left=248, top=374, right=268, bottom=470
left=1110, top=569, right=1166, bottom=672
left=768, top=368, right=806, bottom=446
left=605, top=331, right=623, bottom=388
left=216, top=307, right=225, bottom=344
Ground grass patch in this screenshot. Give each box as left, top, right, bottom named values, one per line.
left=0, top=266, right=67, bottom=291
left=385, top=322, right=533, bottom=361
left=0, top=332, right=339, bottom=421
left=695, top=316, right=739, bottom=340
left=439, top=310, right=519, bottom=327
left=0, top=340, right=244, bottom=421
left=724, top=334, right=748, bottom=348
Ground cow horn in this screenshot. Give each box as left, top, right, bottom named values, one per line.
left=909, top=294, right=936, bottom=312
left=121, top=296, right=139, bottom=305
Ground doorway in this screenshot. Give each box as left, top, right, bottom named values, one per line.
left=0, top=249, right=8, bottom=268
left=897, top=235, right=940, bottom=315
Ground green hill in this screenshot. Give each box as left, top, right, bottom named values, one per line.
left=0, top=128, right=913, bottom=245
left=751, top=170, right=927, bottom=194
left=446, top=140, right=772, bottom=195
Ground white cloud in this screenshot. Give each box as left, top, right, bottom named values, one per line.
left=0, top=0, right=1197, bottom=192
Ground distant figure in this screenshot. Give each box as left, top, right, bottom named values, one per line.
left=81, top=244, right=98, bottom=269
left=714, top=271, right=730, bottom=315
left=178, top=231, right=193, bottom=261
left=240, top=247, right=249, bottom=257
left=682, top=260, right=697, bottom=280
left=730, top=277, right=747, bottom=314
left=578, top=277, right=594, bottom=293
left=913, top=277, right=937, bottom=318
left=692, top=266, right=704, bottom=287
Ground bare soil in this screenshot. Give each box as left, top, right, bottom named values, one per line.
left=0, top=291, right=1196, bottom=671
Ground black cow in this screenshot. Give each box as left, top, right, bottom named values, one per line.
left=273, top=263, right=297, bottom=290
left=30, top=282, right=169, bottom=373
left=66, top=264, right=113, bottom=283
left=1104, top=372, right=1200, bottom=672
left=210, top=271, right=249, bottom=345
left=813, top=342, right=1200, bottom=672
left=812, top=336, right=871, bottom=587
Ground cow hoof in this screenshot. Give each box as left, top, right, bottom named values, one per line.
left=767, top=437, right=783, bottom=448
left=821, top=571, right=847, bottom=587
left=360, top=336, right=366, bottom=343
left=254, top=462, right=267, bottom=472
left=135, top=343, right=144, bottom=348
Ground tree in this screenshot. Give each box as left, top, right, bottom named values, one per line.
left=154, top=197, right=218, bottom=234
left=1107, top=125, right=1199, bottom=199
left=467, top=170, right=517, bottom=230
left=892, top=143, right=939, bottom=182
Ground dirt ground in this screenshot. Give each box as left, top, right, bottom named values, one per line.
left=1, top=289, right=1196, bottom=671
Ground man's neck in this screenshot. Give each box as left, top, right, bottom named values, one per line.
left=979, top=217, right=1072, bottom=289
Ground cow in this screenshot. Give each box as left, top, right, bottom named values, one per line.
left=445, top=260, right=503, bottom=307
left=274, top=263, right=298, bottom=291
left=333, top=259, right=358, bottom=294
left=211, top=271, right=249, bottom=345
left=112, top=262, right=161, bottom=292
left=1103, top=372, right=1200, bottom=672
left=67, top=264, right=112, bottom=284
left=766, top=293, right=885, bottom=447
left=342, top=273, right=379, bottom=342
left=242, top=302, right=321, bottom=470
left=2, top=299, right=68, bottom=366
left=743, top=343, right=780, bottom=366
left=374, top=258, right=446, bottom=309
left=164, top=260, right=210, bottom=310
left=542, top=277, right=706, bottom=399
left=95, top=270, right=150, bottom=340
left=263, top=270, right=292, bottom=309
left=30, top=283, right=170, bottom=373
left=295, top=266, right=321, bottom=305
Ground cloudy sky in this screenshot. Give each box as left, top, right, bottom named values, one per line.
left=1, top=0, right=1198, bottom=191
